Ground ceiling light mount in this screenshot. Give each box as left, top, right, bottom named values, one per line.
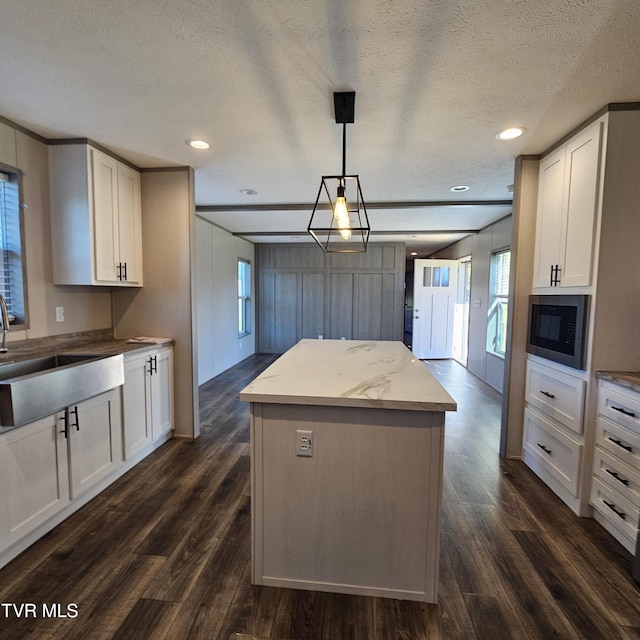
left=495, top=127, right=526, bottom=141
left=187, top=138, right=211, bottom=150
left=308, top=91, right=370, bottom=253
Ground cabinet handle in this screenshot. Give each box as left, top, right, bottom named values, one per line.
left=71, top=406, right=80, bottom=431
left=607, top=437, right=632, bottom=452
left=537, top=443, right=552, bottom=455
left=147, top=355, right=157, bottom=376
left=549, top=265, right=554, bottom=287
left=603, top=500, right=626, bottom=520
left=605, top=468, right=630, bottom=486
left=117, top=263, right=122, bottom=281
left=540, top=390, right=556, bottom=399
left=59, top=412, right=69, bottom=439
left=611, top=405, right=636, bottom=418
left=122, top=262, right=128, bottom=281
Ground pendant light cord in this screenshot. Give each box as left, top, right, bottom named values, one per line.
left=341, top=121, right=347, bottom=180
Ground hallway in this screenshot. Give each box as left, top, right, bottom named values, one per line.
left=0, top=355, right=638, bottom=639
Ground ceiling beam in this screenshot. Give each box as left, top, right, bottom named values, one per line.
left=196, top=200, right=512, bottom=213
left=232, top=230, right=479, bottom=237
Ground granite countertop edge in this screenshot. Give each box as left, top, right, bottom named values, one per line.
left=0, top=334, right=174, bottom=365
left=595, top=370, right=640, bottom=392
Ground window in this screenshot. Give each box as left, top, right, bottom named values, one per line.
left=486, top=250, right=510, bottom=358
left=0, top=168, right=25, bottom=325
left=238, top=259, right=251, bottom=337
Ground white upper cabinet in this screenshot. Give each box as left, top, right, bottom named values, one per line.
left=533, top=119, right=603, bottom=289
left=49, top=143, right=143, bottom=286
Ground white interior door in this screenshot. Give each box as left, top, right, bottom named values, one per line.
left=412, top=260, right=458, bottom=359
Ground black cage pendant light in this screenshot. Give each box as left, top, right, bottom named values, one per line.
left=308, top=91, right=370, bottom=253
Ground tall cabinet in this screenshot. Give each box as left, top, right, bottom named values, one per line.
left=523, top=107, right=640, bottom=522
left=49, top=143, right=143, bottom=286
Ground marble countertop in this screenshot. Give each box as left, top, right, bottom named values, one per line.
left=240, top=339, right=457, bottom=412
left=596, top=370, right=640, bottom=393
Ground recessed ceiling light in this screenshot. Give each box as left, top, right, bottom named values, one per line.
left=186, top=139, right=211, bottom=150
left=450, top=185, right=469, bottom=193
left=239, top=188, right=258, bottom=196
left=410, top=252, right=418, bottom=256
left=495, top=127, right=526, bottom=141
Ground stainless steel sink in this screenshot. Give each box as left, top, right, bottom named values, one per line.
left=0, top=353, right=124, bottom=428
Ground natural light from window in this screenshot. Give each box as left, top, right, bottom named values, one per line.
left=0, top=169, right=25, bottom=325
left=486, top=250, right=510, bottom=358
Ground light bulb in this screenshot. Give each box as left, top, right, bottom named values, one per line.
left=334, top=186, right=352, bottom=241
left=334, top=196, right=349, bottom=224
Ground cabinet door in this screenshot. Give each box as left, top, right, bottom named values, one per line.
left=91, top=148, right=120, bottom=284
left=150, top=348, right=173, bottom=441
left=560, top=120, right=603, bottom=287
left=0, top=414, right=70, bottom=549
left=122, top=354, right=152, bottom=460
left=117, top=163, right=143, bottom=285
left=533, top=146, right=566, bottom=288
left=68, top=389, right=122, bottom=500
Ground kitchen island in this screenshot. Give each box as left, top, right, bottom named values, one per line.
left=240, top=339, right=456, bottom=603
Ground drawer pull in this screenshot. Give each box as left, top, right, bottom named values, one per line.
left=605, top=468, right=630, bottom=486
left=611, top=405, right=636, bottom=418
left=540, top=390, right=556, bottom=399
left=603, top=500, right=626, bottom=520
left=537, top=443, right=552, bottom=455
left=608, top=437, right=633, bottom=452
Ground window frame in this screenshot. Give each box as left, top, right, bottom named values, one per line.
left=486, top=249, right=510, bottom=359
left=0, top=162, right=27, bottom=329
left=238, top=258, right=251, bottom=338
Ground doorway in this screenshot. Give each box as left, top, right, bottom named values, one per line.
left=412, top=259, right=458, bottom=359
left=452, top=257, right=471, bottom=367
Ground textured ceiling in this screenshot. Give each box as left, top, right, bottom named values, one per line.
left=1, top=0, right=639, bottom=255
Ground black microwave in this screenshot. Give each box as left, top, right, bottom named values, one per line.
left=526, top=295, right=590, bottom=370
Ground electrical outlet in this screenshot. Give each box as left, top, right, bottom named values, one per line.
left=296, top=430, right=313, bottom=457
left=55, top=306, right=65, bottom=322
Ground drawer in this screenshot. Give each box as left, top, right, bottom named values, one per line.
left=596, top=415, right=640, bottom=473
left=592, top=446, right=640, bottom=508
left=590, top=476, right=639, bottom=549
left=526, top=360, right=585, bottom=434
left=524, top=408, right=582, bottom=495
left=598, top=381, right=640, bottom=436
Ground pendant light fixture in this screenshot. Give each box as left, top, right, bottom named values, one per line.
left=308, top=91, right=370, bottom=253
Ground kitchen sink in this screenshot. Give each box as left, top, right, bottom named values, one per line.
left=0, top=353, right=124, bottom=428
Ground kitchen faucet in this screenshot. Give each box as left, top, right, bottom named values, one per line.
left=0, top=294, right=9, bottom=353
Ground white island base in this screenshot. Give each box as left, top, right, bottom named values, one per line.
left=240, top=339, right=456, bottom=603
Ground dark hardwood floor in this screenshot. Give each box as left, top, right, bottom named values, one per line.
left=1, top=355, right=639, bottom=639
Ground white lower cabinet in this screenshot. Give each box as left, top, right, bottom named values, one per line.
left=590, top=379, right=640, bottom=554
left=66, top=390, right=123, bottom=500
left=523, top=407, right=582, bottom=496
left=123, top=346, right=173, bottom=460
left=0, top=345, right=174, bottom=568
left=523, top=358, right=586, bottom=512
left=0, top=388, right=121, bottom=557
left=0, top=414, right=70, bottom=550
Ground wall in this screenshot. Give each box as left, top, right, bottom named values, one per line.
left=257, top=243, right=405, bottom=353
left=112, top=168, right=198, bottom=440
left=196, top=216, right=256, bottom=384
left=431, top=216, right=512, bottom=392
left=0, top=119, right=112, bottom=343
left=501, top=158, right=538, bottom=459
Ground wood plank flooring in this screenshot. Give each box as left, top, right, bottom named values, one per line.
left=1, top=355, right=639, bottom=639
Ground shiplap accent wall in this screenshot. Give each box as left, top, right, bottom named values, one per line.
left=257, top=243, right=405, bottom=353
